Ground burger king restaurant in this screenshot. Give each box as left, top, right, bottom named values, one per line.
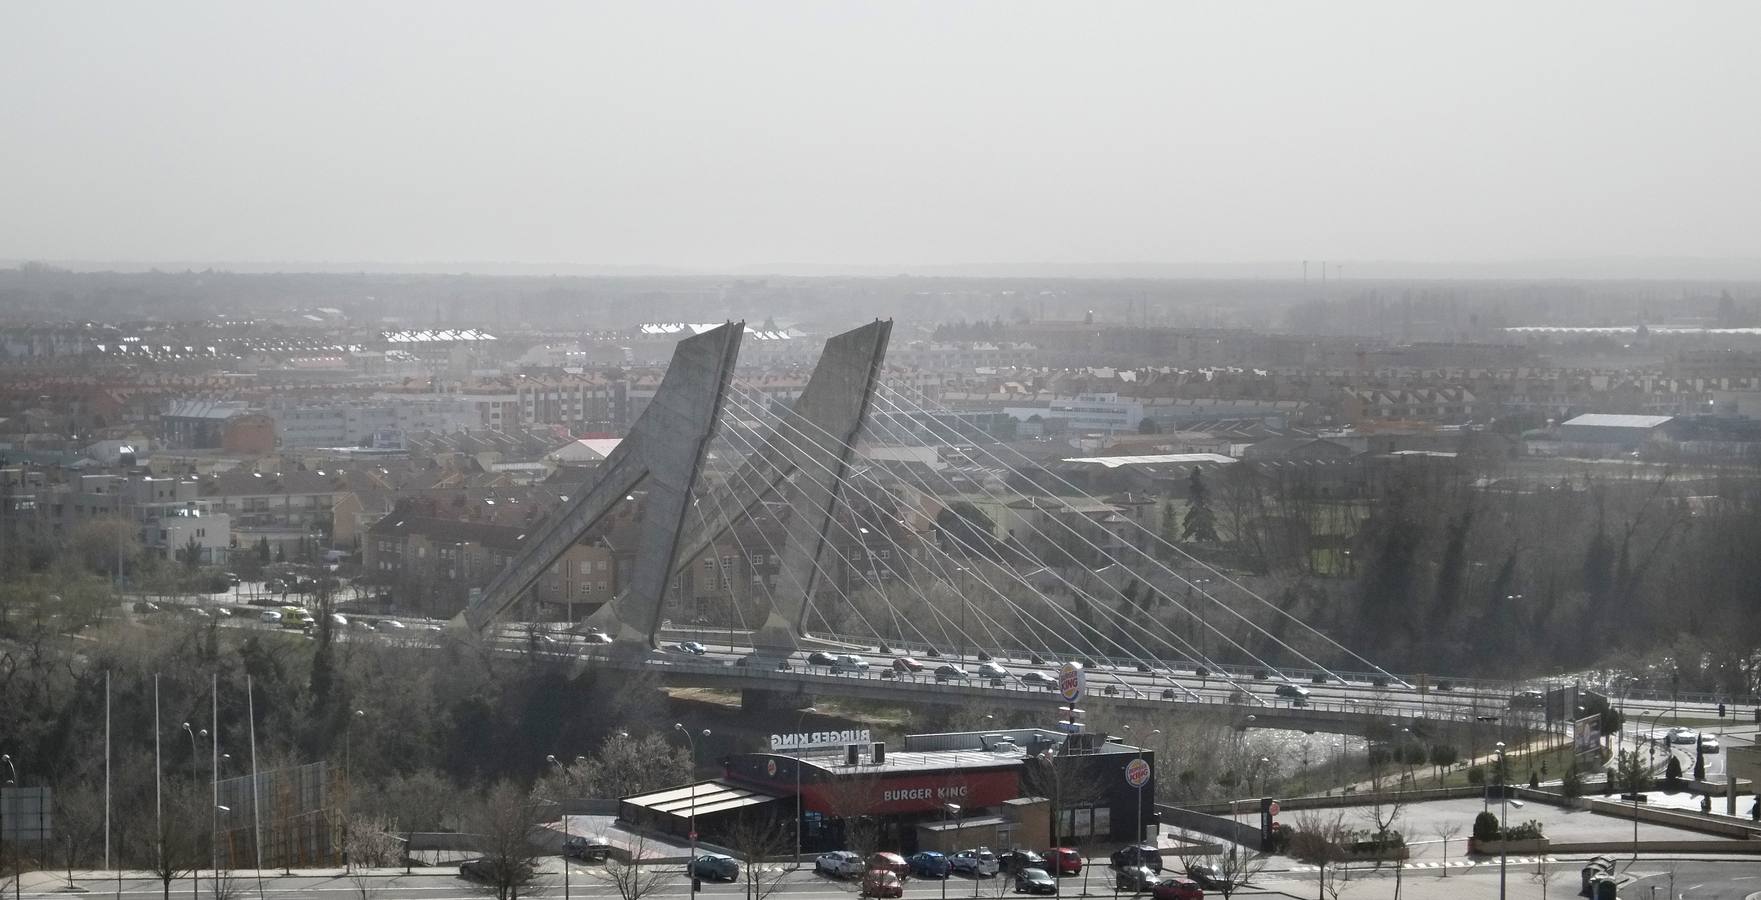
left=616, top=727, right=1156, bottom=855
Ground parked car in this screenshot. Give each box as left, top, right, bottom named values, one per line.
left=1111, top=843, right=1163, bottom=873
left=674, top=641, right=708, bottom=655
left=1184, top=865, right=1231, bottom=892
left=1019, top=671, right=1055, bottom=688
left=807, top=651, right=840, bottom=667
left=976, top=662, right=1009, bottom=678
left=832, top=654, right=871, bottom=673
left=893, top=657, right=924, bottom=673
left=951, top=848, right=999, bottom=877
left=997, top=849, right=1046, bottom=874
left=1115, top=866, right=1158, bottom=893
left=907, top=851, right=952, bottom=878
left=1013, top=868, right=1057, bottom=895
left=935, top=664, right=970, bottom=681
left=817, top=851, right=867, bottom=879
left=1044, top=847, right=1083, bottom=876
left=1151, top=876, right=1204, bottom=900
left=688, top=853, right=739, bottom=881
left=867, top=852, right=909, bottom=877
left=861, top=870, right=904, bottom=898
left=563, top=836, right=611, bottom=862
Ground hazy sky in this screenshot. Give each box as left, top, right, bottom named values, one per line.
left=4, top=2, right=1759, bottom=271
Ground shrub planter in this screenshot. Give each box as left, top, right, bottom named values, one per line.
left=1338, top=845, right=1410, bottom=862
left=1470, top=838, right=1551, bottom=855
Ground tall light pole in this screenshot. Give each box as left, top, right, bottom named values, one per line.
left=181, top=723, right=204, bottom=900
left=674, top=724, right=710, bottom=878
left=547, top=754, right=573, bottom=900
left=2, top=753, right=17, bottom=900
left=1496, top=742, right=1508, bottom=900
left=794, top=706, right=817, bottom=868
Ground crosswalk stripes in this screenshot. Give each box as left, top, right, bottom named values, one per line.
left=1284, top=856, right=1559, bottom=873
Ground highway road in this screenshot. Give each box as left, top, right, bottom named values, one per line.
left=122, top=593, right=1746, bottom=737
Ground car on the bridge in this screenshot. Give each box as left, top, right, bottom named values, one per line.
left=1013, top=868, right=1057, bottom=895
left=807, top=651, right=840, bottom=667
left=817, top=851, right=867, bottom=879
left=935, top=663, right=970, bottom=681
left=893, top=657, right=925, bottom=673
left=1151, top=876, right=1204, bottom=900
left=997, top=849, right=1046, bottom=874
left=1274, top=684, right=1311, bottom=703
left=860, top=870, right=904, bottom=898
left=976, top=662, right=1009, bottom=679
left=1019, top=672, right=1055, bottom=689
left=688, top=853, right=739, bottom=881
left=951, top=849, right=999, bottom=877
left=674, top=641, right=708, bottom=655
left=832, top=654, right=871, bottom=673
left=907, top=851, right=951, bottom=878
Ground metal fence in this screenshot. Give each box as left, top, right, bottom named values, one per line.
left=214, top=761, right=339, bottom=870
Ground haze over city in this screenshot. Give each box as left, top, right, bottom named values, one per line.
left=4, top=1, right=1761, bottom=274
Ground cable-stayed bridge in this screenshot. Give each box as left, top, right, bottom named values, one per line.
left=449, top=321, right=1582, bottom=741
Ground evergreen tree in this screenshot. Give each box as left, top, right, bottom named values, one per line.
left=1181, top=468, right=1220, bottom=542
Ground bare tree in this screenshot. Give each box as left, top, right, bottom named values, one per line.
left=1429, top=822, right=1462, bottom=877
left=345, top=813, right=405, bottom=868
left=1288, top=810, right=1352, bottom=900
left=464, top=781, right=547, bottom=900
left=596, top=832, right=675, bottom=900
left=726, top=814, right=793, bottom=900
left=1176, top=848, right=1267, bottom=899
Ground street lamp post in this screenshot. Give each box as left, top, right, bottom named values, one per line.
left=674, top=724, right=710, bottom=880
left=794, top=707, right=817, bottom=868
left=1496, top=742, right=1508, bottom=900
left=344, top=710, right=364, bottom=874
left=181, top=724, right=201, bottom=900
left=2, top=753, right=17, bottom=900
left=548, top=755, right=574, bottom=900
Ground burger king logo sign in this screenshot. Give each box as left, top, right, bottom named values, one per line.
left=1057, top=661, right=1086, bottom=703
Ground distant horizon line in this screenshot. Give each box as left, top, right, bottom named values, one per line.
left=8, top=255, right=1761, bottom=281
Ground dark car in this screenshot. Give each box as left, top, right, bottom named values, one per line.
left=1151, top=877, right=1203, bottom=900
left=563, top=836, right=611, bottom=862
left=674, top=641, right=708, bottom=655
left=1020, top=671, right=1055, bottom=689
left=807, top=651, right=839, bottom=667
left=1184, top=865, right=1232, bottom=892
left=1013, top=868, right=1057, bottom=895
left=133, top=601, right=161, bottom=614
left=688, top=853, right=739, bottom=881
left=908, top=851, right=951, bottom=878
left=1111, top=843, right=1163, bottom=873
left=1115, top=866, right=1158, bottom=893
left=998, top=849, right=1046, bottom=874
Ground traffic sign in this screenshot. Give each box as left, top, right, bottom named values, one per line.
left=1124, top=757, right=1151, bottom=788
left=1267, top=800, right=1280, bottom=817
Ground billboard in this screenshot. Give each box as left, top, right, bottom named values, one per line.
left=1058, top=662, right=1086, bottom=703
left=769, top=729, right=874, bottom=751
left=0, top=786, right=53, bottom=841
left=1572, top=714, right=1602, bottom=756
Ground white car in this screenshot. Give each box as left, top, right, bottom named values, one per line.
left=1700, top=737, right=1720, bottom=754
left=1667, top=728, right=1699, bottom=745
left=583, top=629, right=614, bottom=644
left=831, top=654, right=871, bottom=673
left=1019, top=671, right=1055, bottom=688
left=380, top=619, right=407, bottom=630
left=815, top=851, right=866, bottom=879
left=976, top=662, right=1009, bottom=678
left=330, top=613, right=349, bottom=628
left=950, top=849, right=999, bottom=877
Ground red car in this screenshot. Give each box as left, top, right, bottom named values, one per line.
left=861, top=870, right=904, bottom=898
left=893, top=657, right=924, bottom=673
left=867, top=852, right=909, bottom=878
left=1045, top=847, right=1083, bottom=876
left=1151, top=877, right=1203, bottom=900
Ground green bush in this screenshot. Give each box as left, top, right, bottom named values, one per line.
left=1666, top=756, right=1683, bottom=782
left=1562, top=766, right=1584, bottom=798
left=1503, top=819, right=1546, bottom=841
left=1472, top=811, right=1501, bottom=843
left=1467, top=766, right=1485, bottom=786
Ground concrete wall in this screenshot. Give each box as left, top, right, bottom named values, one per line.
left=1157, top=804, right=1261, bottom=848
